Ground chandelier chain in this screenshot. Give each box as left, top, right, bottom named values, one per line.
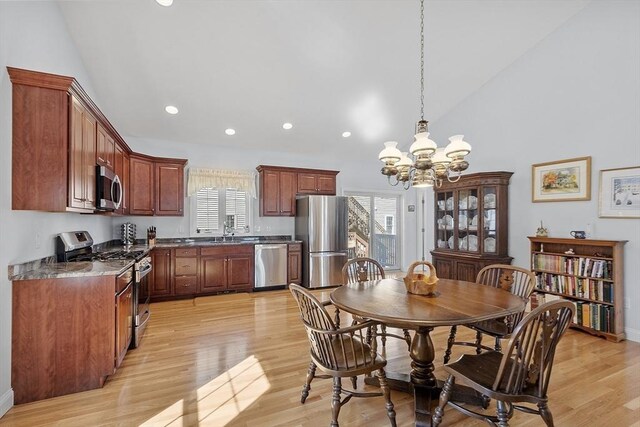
left=420, top=0, right=425, bottom=120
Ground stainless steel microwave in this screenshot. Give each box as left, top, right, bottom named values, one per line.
left=96, top=165, right=122, bottom=211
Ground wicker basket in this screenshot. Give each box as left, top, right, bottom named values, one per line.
left=403, top=261, right=439, bottom=296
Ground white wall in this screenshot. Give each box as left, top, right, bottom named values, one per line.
left=429, top=0, right=640, bottom=341
left=0, top=2, right=113, bottom=416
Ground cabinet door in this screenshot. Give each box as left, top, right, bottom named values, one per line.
left=288, top=247, right=302, bottom=284
left=96, top=123, right=115, bottom=169
left=433, top=257, right=453, bottom=280
left=150, top=249, right=173, bottom=297
left=316, top=174, right=336, bottom=195
left=115, top=283, right=133, bottom=368
left=200, top=256, right=227, bottom=293
left=227, top=255, right=253, bottom=291
left=456, top=261, right=478, bottom=283
left=297, top=173, right=317, bottom=194
left=122, top=152, right=130, bottom=214
left=279, top=171, right=297, bottom=215
left=82, top=111, right=97, bottom=210
left=155, top=162, right=184, bottom=216
left=129, top=156, right=154, bottom=215
left=68, top=98, right=85, bottom=210
left=261, top=169, right=281, bottom=216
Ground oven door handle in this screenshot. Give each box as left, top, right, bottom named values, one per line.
left=136, top=263, right=153, bottom=281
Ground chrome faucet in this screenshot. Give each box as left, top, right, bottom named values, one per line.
left=222, top=221, right=234, bottom=242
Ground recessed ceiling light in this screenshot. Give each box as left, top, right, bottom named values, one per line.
left=342, top=131, right=352, bottom=138
left=156, top=0, right=173, bottom=6
left=165, top=105, right=179, bottom=115
left=225, top=128, right=236, bottom=136
left=282, top=122, right=293, bottom=130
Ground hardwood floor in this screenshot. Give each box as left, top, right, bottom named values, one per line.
left=2, top=289, right=639, bottom=426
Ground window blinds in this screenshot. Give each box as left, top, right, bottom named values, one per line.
left=196, top=188, right=219, bottom=232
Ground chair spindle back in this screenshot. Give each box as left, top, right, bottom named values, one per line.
left=342, top=258, right=385, bottom=285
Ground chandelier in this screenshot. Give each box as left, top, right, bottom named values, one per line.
left=378, top=0, right=471, bottom=189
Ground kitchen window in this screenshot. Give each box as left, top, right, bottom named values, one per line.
left=194, top=187, right=250, bottom=234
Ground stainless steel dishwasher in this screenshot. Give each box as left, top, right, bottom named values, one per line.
left=254, top=244, right=288, bottom=289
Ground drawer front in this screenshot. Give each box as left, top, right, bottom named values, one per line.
left=175, top=248, right=198, bottom=257
left=200, top=245, right=254, bottom=256
left=174, top=257, right=198, bottom=275
left=288, top=243, right=302, bottom=252
left=174, top=276, right=198, bottom=295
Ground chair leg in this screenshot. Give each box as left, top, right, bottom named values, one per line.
left=403, top=329, right=412, bottom=351
left=496, top=400, right=510, bottom=427
left=474, top=330, right=483, bottom=354
left=301, top=361, right=316, bottom=403
left=351, top=376, right=358, bottom=389
left=444, top=326, right=457, bottom=364
left=376, top=368, right=397, bottom=427
left=538, top=402, right=554, bottom=427
left=494, top=336, right=502, bottom=353
left=331, top=377, right=342, bottom=427
left=334, top=307, right=341, bottom=328
left=380, top=324, right=387, bottom=347
left=432, top=374, right=454, bottom=427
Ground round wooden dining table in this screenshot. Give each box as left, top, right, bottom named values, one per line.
left=330, top=277, right=526, bottom=427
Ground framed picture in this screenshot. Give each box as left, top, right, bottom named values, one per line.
left=532, top=157, right=591, bottom=202
left=599, top=166, right=640, bottom=218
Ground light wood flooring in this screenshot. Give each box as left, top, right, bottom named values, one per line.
left=1, top=289, right=640, bottom=426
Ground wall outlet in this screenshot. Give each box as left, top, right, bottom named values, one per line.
left=35, top=233, right=41, bottom=249
left=178, top=225, right=184, bottom=234
left=624, top=297, right=630, bottom=309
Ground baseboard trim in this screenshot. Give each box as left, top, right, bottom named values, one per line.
left=0, top=388, right=13, bottom=419
left=625, top=327, right=640, bottom=343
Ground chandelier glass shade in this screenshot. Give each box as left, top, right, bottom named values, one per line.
left=378, top=0, right=471, bottom=189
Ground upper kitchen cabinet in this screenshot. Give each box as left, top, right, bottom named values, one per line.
left=256, top=165, right=339, bottom=217
left=155, top=161, right=185, bottom=216
left=129, top=154, right=187, bottom=216
left=9, top=67, right=97, bottom=212
left=297, top=171, right=337, bottom=195
left=8, top=67, right=186, bottom=216
left=96, top=123, right=115, bottom=169
left=129, top=155, right=155, bottom=215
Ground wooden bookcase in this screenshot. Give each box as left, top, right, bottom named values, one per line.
left=528, top=236, right=626, bottom=342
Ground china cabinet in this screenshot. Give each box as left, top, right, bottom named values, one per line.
left=431, top=171, right=513, bottom=282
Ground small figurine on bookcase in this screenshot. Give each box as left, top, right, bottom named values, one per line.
left=564, top=248, right=575, bottom=255
left=535, top=221, right=548, bottom=237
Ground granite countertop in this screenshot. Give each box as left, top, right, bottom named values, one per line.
left=10, top=259, right=135, bottom=281
left=9, top=236, right=299, bottom=281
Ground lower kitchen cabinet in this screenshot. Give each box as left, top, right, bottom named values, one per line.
left=12, top=275, right=118, bottom=404
left=150, top=248, right=173, bottom=298
left=200, top=245, right=254, bottom=294
left=288, top=243, right=302, bottom=284
left=115, top=281, right=133, bottom=368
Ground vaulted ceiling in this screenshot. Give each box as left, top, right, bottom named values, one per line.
left=58, top=0, right=588, bottom=160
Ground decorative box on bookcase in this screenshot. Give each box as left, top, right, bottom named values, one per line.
left=528, top=236, right=626, bottom=342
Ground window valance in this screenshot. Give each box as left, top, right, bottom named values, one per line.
left=187, top=168, right=256, bottom=198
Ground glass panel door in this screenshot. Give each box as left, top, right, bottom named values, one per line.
left=436, top=191, right=454, bottom=250
left=458, top=188, right=479, bottom=252
left=346, top=193, right=401, bottom=269
left=483, top=187, right=497, bottom=253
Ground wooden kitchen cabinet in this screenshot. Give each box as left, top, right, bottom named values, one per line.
left=431, top=171, right=513, bottom=281
left=68, top=96, right=97, bottom=211
left=115, top=281, right=133, bottom=369
left=96, top=123, right=115, bottom=169
left=288, top=243, right=302, bottom=284
left=155, top=161, right=185, bottom=216
left=257, top=165, right=339, bottom=217
left=297, top=172, right=337, bottom=195
left=12, top=276, right=116, bottom=404
left=129, top=155, right=155, bottom=215
left=200, top=245, right=254, bottom=293
left=150, top=248, right=173, bottom=297
left=8, top=67, right=187, bottom=215
left=174, top=248, right=199, bottom=296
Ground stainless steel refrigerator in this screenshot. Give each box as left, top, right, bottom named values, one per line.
left=295, top=195, right=349, bottom=288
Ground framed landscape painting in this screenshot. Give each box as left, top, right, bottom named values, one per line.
left=532, top=157, right=591, bottom=202
left=599, top=166, right=640, bottom=218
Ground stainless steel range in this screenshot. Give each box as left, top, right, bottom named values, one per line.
left=55, top=231, right=151, bottom=348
